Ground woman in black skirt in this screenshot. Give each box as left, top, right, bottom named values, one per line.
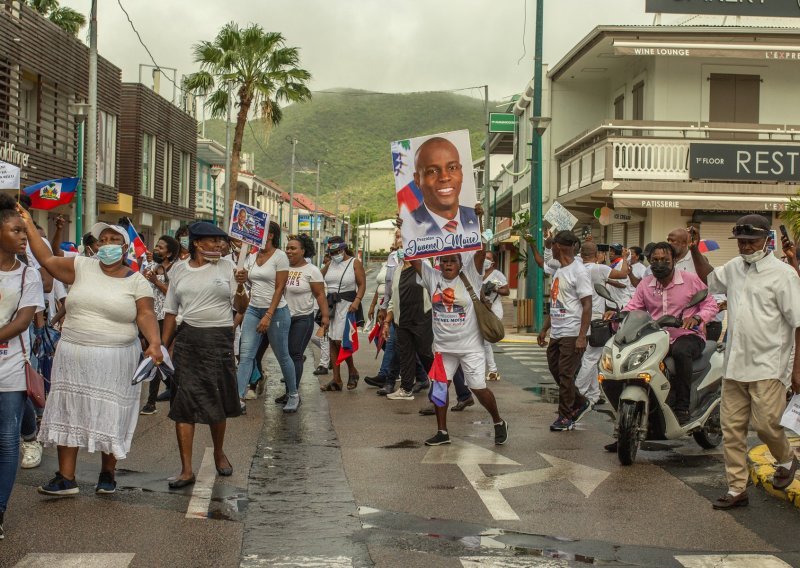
left=161, top=222, right=249, bottom=488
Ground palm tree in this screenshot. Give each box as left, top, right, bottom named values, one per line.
left=26, top=0, right=86, bottom=36
left=184, top=23, right=312, bottom=223
left=781, top=196, right=800, bottom=240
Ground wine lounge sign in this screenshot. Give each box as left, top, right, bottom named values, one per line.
left=646, top=0, right=800, bottom=18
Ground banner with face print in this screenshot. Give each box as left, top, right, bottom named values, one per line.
left=391, top=129, right=480, bottom=260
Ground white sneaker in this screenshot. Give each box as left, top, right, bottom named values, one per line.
left=20, top=440, right=42, bottom=469
left=244, top=389, right=257, bottom=400
left=387, top=388, right=414, bottom=401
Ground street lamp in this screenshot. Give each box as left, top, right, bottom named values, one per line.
left=210, top=165, right=222, bottom=226
left=69, top=101, right=91, bottom=242
left=491, top=180, right=501, bottom=249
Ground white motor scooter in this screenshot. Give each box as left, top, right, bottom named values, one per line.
left=595, top=285, right=725, bottom=466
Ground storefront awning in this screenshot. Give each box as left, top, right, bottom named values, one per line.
left=612, top=192, right=790, bottom=212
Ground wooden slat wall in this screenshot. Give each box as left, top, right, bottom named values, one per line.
left=0, top=2, right=121, bottom=202
left=119, top=83, right=197, bottom=222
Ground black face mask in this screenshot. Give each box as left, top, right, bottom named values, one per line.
left=152, top=252, right=165, bottom=264
left=650, top=262, right=673, bottom=279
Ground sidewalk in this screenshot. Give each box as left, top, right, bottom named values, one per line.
left=747, top=436, right=800, bottom=509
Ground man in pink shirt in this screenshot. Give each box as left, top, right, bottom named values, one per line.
left=617, top=242, right=718, bottom=424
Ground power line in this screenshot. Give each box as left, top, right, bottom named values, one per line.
left=517, top=0, right=528, bottom=65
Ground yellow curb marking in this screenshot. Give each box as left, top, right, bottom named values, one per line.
left=747, top=436, right=800, bottom=508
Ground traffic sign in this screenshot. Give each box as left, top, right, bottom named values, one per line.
left=489, top=113, right=516, bottom=134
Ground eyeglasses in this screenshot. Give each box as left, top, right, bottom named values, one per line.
left=732, top=224, right=769, bottom=237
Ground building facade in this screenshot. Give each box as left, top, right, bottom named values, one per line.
left=195, top=138, right=226, bottom=224
left=0, top=0, right=121, bottom=240
left=118, top=83, right=197, bottom=246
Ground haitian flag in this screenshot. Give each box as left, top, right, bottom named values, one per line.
left=396, top=181, right=423, bottom=214
left=23, top=178, right=79, bottom=210
left=368, top=321, right=385, bottom=357
left=336, top=311, right=359, bottom=365
left=428, top=352, right=448, bottom=408
left=124, top=220, right=148, bottom=259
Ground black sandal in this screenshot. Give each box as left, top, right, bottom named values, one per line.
left=321, top=380, right=342, bottom=392
left=347, top=374, right=360, bottom=390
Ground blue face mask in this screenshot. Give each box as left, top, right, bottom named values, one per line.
left=180, top=237, right=189, bottom=249
left=96, top=244, right=124, bottom=266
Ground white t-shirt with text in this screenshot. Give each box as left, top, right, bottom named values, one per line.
left=245, top=249, right=289, bottom=310
left=285, top=263, right=324, bottom=317
left=164, top=258, right=237, bottom=328
left=549, top=260, right=592, bottom=339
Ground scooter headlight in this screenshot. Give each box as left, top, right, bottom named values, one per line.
left=621, top=345, right=656, bottom=373
left=600, top=347, right=614, bottom=372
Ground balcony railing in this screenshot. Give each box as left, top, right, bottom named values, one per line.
left=556, top=120, right=800, bottom=196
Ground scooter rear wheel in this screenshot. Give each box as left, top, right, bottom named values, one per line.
left=693, top=404, right=722, bottom=449
left=618, top=400, right=643, bottom=466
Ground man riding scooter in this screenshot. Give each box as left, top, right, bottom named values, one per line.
left=604, top=242, right=718, bottom=433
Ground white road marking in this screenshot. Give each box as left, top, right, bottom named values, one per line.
left=461, top=557, right=571, bottom=567
left=676, top=555, right=792, bottom=568
left=241, top=556, right=352, bottom=567
left=185, top=446, right=217, bottom=520
left=423, top=440, right=610, bottom=521
left=13, top=554, right=135, bottom=567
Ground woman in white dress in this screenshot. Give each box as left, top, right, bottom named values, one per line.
left=481, top=251, right=509, bottom=381
left=320, top=237, right=366, bottom=391
left=20, top=208, right=161, bottom=496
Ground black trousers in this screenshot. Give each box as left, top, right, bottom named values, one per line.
left=396, top=322, right=434, bottom=391
left=668, top=334, right=704, bottom=413
left=706, top=321, right=722, bottom=342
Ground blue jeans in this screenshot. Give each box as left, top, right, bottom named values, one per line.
left=0, top=391, right=27, bottom=513
left=378, top=324, right=397, bottom=378
left=237, top=305, right=296, bottom=398
left=288, top=314, right=315, bottom=390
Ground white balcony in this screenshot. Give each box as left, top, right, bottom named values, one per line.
left=556, top=120, right=800, bottom=197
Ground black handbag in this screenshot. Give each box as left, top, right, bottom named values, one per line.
left=588, top=318, right=613, bottom=347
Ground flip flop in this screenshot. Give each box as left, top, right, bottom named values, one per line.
left=321, top=380, right=343, bottom=392
left=347, top=374, right=360, bottom=390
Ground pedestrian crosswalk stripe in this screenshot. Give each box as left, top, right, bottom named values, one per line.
left=185, top=447, right=216, bottom=520
left=241, top=556, right=352, bottom=567
left=675, top=555, right=792, bottom=567
left=13, top=553, right=135, bottom=567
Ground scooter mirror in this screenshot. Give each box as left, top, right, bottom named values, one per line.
left=686, top=289, right=708, bottom=308
left=594, top=283, right=616, bottom=304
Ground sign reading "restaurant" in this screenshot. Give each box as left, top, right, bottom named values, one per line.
left=646, top=0, right=800, bottom=18
left=689, top=143, right=800, bottom=183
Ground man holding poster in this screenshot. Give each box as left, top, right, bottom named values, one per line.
left=392, top=130, right=481, bottom=260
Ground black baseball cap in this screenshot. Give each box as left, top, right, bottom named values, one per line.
left=730, top=214, right=771, bottom=241
left=552, top=230, right=579, bottom=247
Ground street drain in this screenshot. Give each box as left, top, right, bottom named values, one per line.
left=428, top=484, right=457, bottom=490
left=382, top=439, right=421, bottom=449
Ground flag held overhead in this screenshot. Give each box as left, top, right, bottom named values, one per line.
left=23, top=177, right=79, bottom=210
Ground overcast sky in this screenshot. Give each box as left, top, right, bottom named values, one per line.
left=60, top=0, right=691, bottom=103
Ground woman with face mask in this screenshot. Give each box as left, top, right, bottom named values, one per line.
left=18, top=210, right=161, bottom=497
left=236, top=222, right=298, bottom=411
left=320, top=236, right=367, bottom=391
left=161, top=222, right=249, bottom=488
left=140, top=235, right=181, bottom=415
left=174, top=225, right=191, bottom=261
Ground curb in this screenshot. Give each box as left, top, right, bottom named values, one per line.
left=747, top=436, right=800, bottom=508
left=500, top=338, right=538, bottom=344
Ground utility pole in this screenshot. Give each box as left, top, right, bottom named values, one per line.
left=334, top=187, right=340, bottom=241
left=527, top=0, right=545, bottom=332
left=313, top=159, right=325, bottom=262
left=483, top=84, right=491, bottom=230
left=85, top=0, right=98, bottom=229
left=225, top=84, right=232, bottom=222
left=288, top=137, right=298, bottom=234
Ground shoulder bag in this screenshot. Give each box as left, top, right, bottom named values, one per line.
left=459, top=272, right=505, bottom=344
left=15, top=267, right=47, bottom=407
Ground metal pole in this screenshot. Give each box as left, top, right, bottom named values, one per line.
left=212, top=176, right=217, bottom=225
left=527, top=0, right=545, bottom=332
left=492, top=187, right=498, bottom=247
left=75, top=119, right=84, bottom=241
left=483, top=85, right=491, bottom=229
left=85, top=0, right=98, bottom=229
left=225, top=85, right=232, bottom=220
left=288, top=138, right=297, bottom=234
left=314, top=159, right=321, bottom=261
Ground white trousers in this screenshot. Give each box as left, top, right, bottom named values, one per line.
left=311, top=324, right=330, bottom=366
left=575, top=343, right=603, bottom=403
left=483, top=341, right=497, bottom=373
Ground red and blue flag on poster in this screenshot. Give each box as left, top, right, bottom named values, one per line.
left=23, top=177, right=79, bottom=210
left=123, top=220, right=148, bottom=259
left=336, top=311, right=359, bottom=365
left=428, top=352, right=448, bottom=407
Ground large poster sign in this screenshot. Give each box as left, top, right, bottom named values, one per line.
left=228, top=200, right=269, bottom=250
left=689, top=143, right=800, bottom=183
left=391, top=129, right=480, bottom=260
left=646, top=0, right=800, bottom=17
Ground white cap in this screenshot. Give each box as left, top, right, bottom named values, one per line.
left=90, top=222, right=130, bottom=245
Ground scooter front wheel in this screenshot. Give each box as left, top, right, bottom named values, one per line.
left=617, top=400, right=643, bottom=466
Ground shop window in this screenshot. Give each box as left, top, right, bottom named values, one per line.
left=632, top=81, right=644, bottom=121
left=613, top=95, right=624, bottom=120
left=97, top=111, right=116, bottom=186
left=709, top=73, right=760, bottom=140
left=178, top=151, right=191, bottom=208
left=163, top=142, right=173, bottom=203
left=141, top=133, right=155, bottom=198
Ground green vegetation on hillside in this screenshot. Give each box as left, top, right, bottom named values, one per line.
left=201, top=89, right=491, bottom=218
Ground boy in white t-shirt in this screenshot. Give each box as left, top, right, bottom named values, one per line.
left=537, top=231, right=593, bottom=432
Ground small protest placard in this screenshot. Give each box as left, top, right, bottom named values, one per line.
left=228, top=200, right=269, bottom=251
left=543, top=201, right=578, bottom=232
left=392, top=129, right=481, bottom=260
left=0, top=161, right=20, bottom=190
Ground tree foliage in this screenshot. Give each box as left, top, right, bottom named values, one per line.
left=26, top=0, right=86, bottom=36
left=184, top=22, right=311, bottom=222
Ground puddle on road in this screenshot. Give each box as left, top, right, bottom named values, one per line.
left=524, top=386, right=560, bottom=404
left=208, top=492, right=249, bottom=521
left=381, top=439, right=422, bottom=449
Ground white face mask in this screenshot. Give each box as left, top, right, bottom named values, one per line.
left=331, top=253, right=344, bottom=264
left=483, top=259, right=493, bottom=271
left=741, top=244, right=768, bottom=265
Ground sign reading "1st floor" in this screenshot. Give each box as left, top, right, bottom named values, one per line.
left=689, top=143, right=800, bottom=183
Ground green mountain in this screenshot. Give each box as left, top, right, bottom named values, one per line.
left=201, top=89, right=491, bottom=219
